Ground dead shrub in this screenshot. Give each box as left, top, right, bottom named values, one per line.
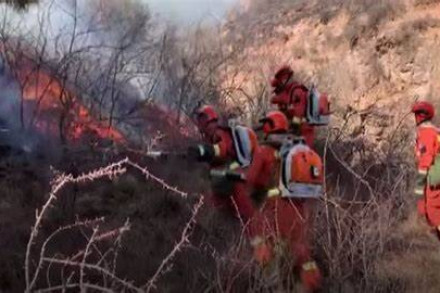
left=410, top=17, right=440, bottom=31
left=413, top=0, right=440, bottom=6
left=342, top=0, right=406, bottom=47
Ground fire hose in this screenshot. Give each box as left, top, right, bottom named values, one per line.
left=209, top=169, right=245, bottom=181
left=142, top=150, right=188, bottom=159
left=140, top=150, right=245, bottom=181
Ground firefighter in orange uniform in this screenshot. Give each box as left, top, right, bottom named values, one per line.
left=270, top=66, right=315, bottom=147
left=245, top=111, right=322, bottom=292
left=270, top=65, right=330, bottom=148
left=412, top=101, right=440, bottom=233
left=188, top=105, right=258, bottom=225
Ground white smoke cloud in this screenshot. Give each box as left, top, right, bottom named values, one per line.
left=144, top=0, right=238, bottom=24
left=1, top=0, right=151, bottom=55
left=0, top=0, right=155, bottom=148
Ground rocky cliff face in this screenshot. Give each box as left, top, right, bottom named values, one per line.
left=221, top=0, right=440, bottom=156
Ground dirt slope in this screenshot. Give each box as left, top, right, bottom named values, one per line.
left=220, top=1, right=440, bottom=292
left=222, top=0, right=440, bottom=156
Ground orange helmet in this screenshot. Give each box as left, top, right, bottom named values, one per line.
left=271, top=65, right=294, bottom=88
left=194, top=105, right=219, bottom=128
left=412, top=101, right=435, bottom=124
left=260, top=111, right=289, bottom=135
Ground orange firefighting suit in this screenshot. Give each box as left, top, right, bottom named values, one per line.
left=245, top=141, right=321, bottom=292
left=415, top=121, right=440, bottom=227
left=271, top=82, right=315, bottom=147
left=198, top=126, right=256, bottom=223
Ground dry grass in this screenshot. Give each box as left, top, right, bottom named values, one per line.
left=307, top=121, right=440, bottom=293
left=2, top=0, right=440, bottom=292
left=414, top=0, right=440, bottom=6
left=1, top=114, right=439, bottom=293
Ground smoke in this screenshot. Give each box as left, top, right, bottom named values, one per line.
left=0, top=56, right=64, bottom=159
left=0, top=0, right=159, bottom=147
left=1, top=0, right=150, bottom=49
left=0, top=71, right=51, bottom=158
left=0, top=60, right=22, bottom=141
left=145, top=0, right=239, bottom=24
left=0, top=0, right=205, bottom=155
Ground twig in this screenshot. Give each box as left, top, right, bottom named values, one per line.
left=144, top=196, right=204, bottom=291
left=26, top=157, right=190, bottom=292
left=323, top=126, right=332, bottom=248
left=328, top=143, right=375, bottom=198
left=29, top=218, right=105, bottom=290
left=80, top=227, right=98, bottom=293
left=36, top=282, right=114, bottom=293
left=127, top=160, right=188, bottom=198
left=41, top=257, right=141, bottom=292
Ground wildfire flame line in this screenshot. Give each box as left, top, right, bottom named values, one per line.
left=1, top=41, right=126, bottom=144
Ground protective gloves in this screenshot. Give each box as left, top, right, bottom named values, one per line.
left=300, top=260, right=322, bottom=293
left=187, top=144, right=215, bottom=162
left=253, top=241, right=272, bottom=267
left=209, top=169, right=245, bottom=181
left=414, top=171, right=426, bottom=199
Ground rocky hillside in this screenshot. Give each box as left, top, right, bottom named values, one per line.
left=221, top=0, right=440, bottom=155
left=217, top=2, right=440, bottom=292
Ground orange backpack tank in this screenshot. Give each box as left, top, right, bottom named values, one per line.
left=279, top=138, right=323, bottom=198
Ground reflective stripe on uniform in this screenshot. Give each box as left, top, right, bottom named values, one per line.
left=302, top=261, right=318, bottom=271
left=419, top=121, right=436, bottom=129
left=292, top=117, right=302, bottom=124
left=198, top=145, right=205, bottom=157
left=213, top=144, right=221, bottom=157
left=414, top=188, right=424, bottom=196
left=229, top=161, right=240, bottom=170
left=250, top=236, right=264, bottom=247
left=210, top=169, right=226, bottom=177
left=267, top=188, right=281, bottom=198
left=418, top=169, right=428, bottom=175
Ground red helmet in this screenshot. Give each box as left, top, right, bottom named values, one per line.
left=259, top=111, right=289, bottom=135
left=271, top=65, right=294, bottom=88
left=194, top=105, right=218, bottom=128
left=412, top=101, right=435, bottom=124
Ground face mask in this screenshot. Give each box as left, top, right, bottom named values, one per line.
left=415, top=114, right=428, bottom=125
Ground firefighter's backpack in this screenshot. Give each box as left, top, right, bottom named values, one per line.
left=229, top=122, right=254, bottom=168
left=305, top=84, right=330, bottom=126
left=278, top=138, right=324, bottom=198
left=428, top=132, right=440, bottom=187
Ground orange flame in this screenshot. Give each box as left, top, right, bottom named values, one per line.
left=12, top=61, right=125, bottom=144
left=0, top=40, right=199, bottom=148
